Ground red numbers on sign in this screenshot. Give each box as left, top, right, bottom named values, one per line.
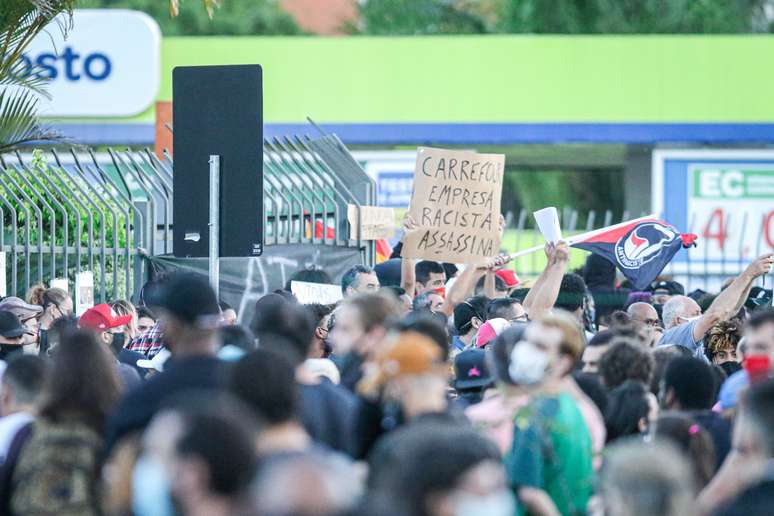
left=764, top=211, right=774, bottom=250
left=702, top=208, right=727, bottom=250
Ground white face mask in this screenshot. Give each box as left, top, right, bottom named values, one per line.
left=508, top=341, right=549, bottom=385
left=453, top=490, right=516, bottom=516
left=132, top=455, right=176, bottom=516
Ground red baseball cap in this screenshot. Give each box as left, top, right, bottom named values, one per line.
left=496, top=269, right=520, bottom=288
left=79, top=304, right=132, bottom=331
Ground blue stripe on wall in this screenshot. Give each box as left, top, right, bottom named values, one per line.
left=48, top=122, right=774, bottom=146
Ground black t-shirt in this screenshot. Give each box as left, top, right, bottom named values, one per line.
left=298, top=380, right=357, bottom=456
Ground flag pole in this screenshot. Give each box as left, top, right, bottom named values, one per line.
left=507, top=244, right=545, bottom=261
left=505, top=214, right=658, bottom=261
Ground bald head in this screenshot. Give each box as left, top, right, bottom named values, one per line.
left=627, top=303, right=659, bottom=327
left=662, top=296, right=701, bottom=330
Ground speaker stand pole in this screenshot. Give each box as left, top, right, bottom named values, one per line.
left=208, top=155, right=220, bottom=298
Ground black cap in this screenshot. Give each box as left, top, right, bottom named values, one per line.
left=454, top=348, right=493, bottom=390
left=0, top=310, right=25, bottom=339
left=649, top=280, right=684, bottom=297
left=158, top=273, right=220, bottom=327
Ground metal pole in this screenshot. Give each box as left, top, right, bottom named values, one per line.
left=209, top=155, right=220, bottom=298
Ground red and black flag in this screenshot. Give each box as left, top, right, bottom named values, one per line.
left=571, top=217, right=697, bottom=290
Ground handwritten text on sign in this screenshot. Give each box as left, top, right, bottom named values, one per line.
left=404, top=147, right=505, bottom=264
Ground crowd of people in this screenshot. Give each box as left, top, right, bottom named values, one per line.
left=0, top=233, right=771, bottom=516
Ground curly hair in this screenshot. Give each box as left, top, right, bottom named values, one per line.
left=598, top=338, right=655, bottom=390
left=704, top=319, right=742, bottom=362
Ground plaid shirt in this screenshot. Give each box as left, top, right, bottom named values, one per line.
left=126, top=321, right=166, bottom=357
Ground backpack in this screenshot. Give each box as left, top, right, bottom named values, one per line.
left=10, top=419, right=102, bottom=516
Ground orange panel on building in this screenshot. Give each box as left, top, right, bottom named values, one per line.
left=279, top=0, right=358, bottom=35
left=155, top=101, right=173, bottom=158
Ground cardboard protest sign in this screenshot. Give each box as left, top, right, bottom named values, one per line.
left=403, top=147, right=505, bottom=264
left=290, top=281, right=343, bottom=305
left=347, top=205, right=396, bottom=241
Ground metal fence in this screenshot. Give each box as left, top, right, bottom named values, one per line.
left=504, top=207, right=773, bottom=294
left=0, top=130, right=374, bottom=302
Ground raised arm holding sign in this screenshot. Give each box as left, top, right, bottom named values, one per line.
left=403, top=147, right=506, bottom=265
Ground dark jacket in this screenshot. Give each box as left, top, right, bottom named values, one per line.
left=298, top=380, right=357, bottom=456
left=104, top=355, right=224, bottom=453
left=715, top=478, right=774, bottom=516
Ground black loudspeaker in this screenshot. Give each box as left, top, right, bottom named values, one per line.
left=172, top=65, right=263, bottom=258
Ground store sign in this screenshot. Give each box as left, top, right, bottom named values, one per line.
left=652, top=150, right=774, bottom=275
left=22, top=9, right=160, bottom=117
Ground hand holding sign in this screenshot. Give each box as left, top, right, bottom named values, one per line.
left=403, top=147, right=505, bottom=264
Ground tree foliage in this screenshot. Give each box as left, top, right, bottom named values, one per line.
left=357, top=0, right=495, bottom=35
left=79, top=0, right=301, bottom=35
left=358, top=0, right=773, bottom=35
left=0, top=1, right=77, bottom=154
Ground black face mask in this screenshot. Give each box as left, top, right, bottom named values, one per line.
left=0, top=344, right=23, bottom=361
left=38, top=328, right=49, bottom=355
left=110, top=333, right=126, bottom=356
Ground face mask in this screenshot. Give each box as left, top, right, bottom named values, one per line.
left=453, top=490, right=516, bottom=516
left=132, top=455, right=176, bottom=516
left=508, top=341, right=549, bottom=385
left=110, top=332, right=126, bottom=356
left=38, top=328, right=49, bottom=355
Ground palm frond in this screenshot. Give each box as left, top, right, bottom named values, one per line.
left=0, top=57, right=50, bottom=97
left=0, top=87, right=59, bottom=155
left=169, top=0, right=222, bottom=19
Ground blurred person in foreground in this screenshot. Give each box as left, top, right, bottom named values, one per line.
left=252, top=293, right=357, bottom=455
left=653, top=412, right=716, bottom=491
left=7, top=330, right=120, bottom=516
left=701, top=379, right=774, bottom=515
left=716, top=309, right=774, bottom=414
left=229, top=348, right=316, bottom=455
left=132, top=396, right=258, bottom=516
left=354, top=330, right=453, bottom=460
left=218, top=302, right=237, bottom=326
left=253, top=449, right=361, bottom=516
left=0, top=355, right=46, bottom=464
left=328, top=292, right=401, bottom=391
left=472, top=321, right=593, bottom=515
left=659, top=356, right=731, bottom=469
left=596, top=440, right=696, bottom=516
left=451, top=348, right=495, bottom=410
left=658, top=253, right=773, bottom=356
left=105, top=273, right=225, bottom=454
left=364, top=422, right=513, bottom=516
